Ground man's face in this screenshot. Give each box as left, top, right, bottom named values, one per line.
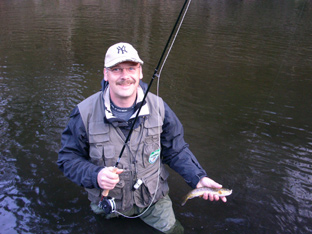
left=104, top=61, right=142, bottom=105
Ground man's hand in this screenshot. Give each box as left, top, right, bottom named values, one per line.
left=196, top=177, right=227, bottom=202
left=97, top=167, right=124, bottom=190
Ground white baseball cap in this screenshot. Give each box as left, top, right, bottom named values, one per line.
left=104, top=42, right=144, bottom=68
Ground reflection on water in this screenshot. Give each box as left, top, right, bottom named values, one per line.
left=1, top=0, right=312, bottom=233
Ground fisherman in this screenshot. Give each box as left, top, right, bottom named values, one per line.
left=57, top=42, right=227, bottom=234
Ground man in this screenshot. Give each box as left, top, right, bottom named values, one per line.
left=57, top=42, right=227, bottom=233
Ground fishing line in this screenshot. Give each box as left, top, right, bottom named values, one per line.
left=110, top=0, right=192, bottom=219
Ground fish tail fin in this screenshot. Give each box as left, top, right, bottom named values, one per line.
left=181, top=196, right=188, bottom=206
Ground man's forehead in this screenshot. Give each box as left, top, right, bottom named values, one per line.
left=112, top=61, right=140, bottom=67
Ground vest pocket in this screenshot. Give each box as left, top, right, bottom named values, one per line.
left=142, top=140, right=160, bottom=167
left=88, top=122, right=109, bottom=166
left=89, top=143, right=104, bottom=166
left=89, top=121, right=110, bottom=143
left=138, top=166, right=169, bottom=207
left=103, top=145, right=116, bottom=167
left=109, top=179, right=124, bottom=200
left=85, top=187, right=102, bottom=204
left=142, top=119, right=162, bottom=168
left=109, top=170, right=133, bottom=211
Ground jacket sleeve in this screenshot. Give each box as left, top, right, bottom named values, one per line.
left=161, top=102, right=207, bottom=188
left=57, top=106, right=103, bottom=189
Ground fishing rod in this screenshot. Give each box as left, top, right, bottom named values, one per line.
left=115, top=0, right=191, bottom=168
left=98, top=0, right=192, bottom=215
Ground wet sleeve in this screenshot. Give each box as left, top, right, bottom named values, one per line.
left=57, top=106, right=102, bottom=189
left=161, top=102, right=207, bottom=189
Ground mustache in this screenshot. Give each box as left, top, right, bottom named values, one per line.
left=116, top=78, right=136, bottom=85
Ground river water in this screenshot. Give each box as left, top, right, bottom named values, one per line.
left=1, top=0, right=312, bottom=233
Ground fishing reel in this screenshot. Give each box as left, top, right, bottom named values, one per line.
left=97, top=179, right=143, bottom=214
left=98, top=196, right=116, bottom=215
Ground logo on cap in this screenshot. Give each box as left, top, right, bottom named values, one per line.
left=117, top=45, right=127, bottom=54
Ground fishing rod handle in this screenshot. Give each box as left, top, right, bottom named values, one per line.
left=101, top=167, right=118, bottom=197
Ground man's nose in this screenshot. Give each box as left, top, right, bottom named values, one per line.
left=120, top=68, right=131, bottom=76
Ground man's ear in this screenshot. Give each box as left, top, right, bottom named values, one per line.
left=103, top=68, right=108, bottom=81
left=139, top=66, right=143, bottom=79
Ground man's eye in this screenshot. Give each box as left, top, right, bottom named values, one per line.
left=112, top=68, right=121, bottom=72
left=128, top=67, right=135, bottom=71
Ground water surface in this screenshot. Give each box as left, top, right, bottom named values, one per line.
left=1, top=0, right=312, bottom=233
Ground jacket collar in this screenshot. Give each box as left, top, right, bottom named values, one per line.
left=103, top=85, right=149, bottom=124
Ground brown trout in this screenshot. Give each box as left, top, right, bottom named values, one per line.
left=181, top=187, right=232, bottom=206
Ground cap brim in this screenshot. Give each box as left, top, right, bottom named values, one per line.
left=105, top=57, right=144, bottom=68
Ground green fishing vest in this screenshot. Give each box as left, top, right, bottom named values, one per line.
left=77, top=90, right=169, bottom=212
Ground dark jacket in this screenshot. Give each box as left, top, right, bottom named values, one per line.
left=57, top=80, right=207, bottom=190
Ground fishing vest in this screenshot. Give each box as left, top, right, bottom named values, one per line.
left=77, top=90, right=169, bottom=212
